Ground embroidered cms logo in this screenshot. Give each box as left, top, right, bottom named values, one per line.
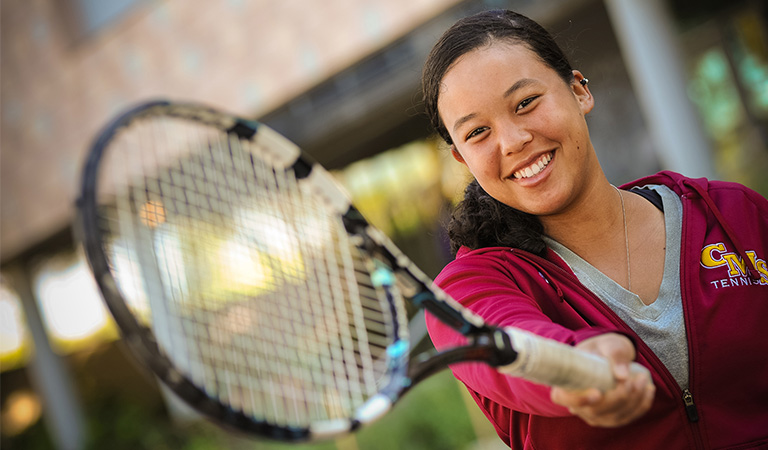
left=701, top=243, right=768, bottom=289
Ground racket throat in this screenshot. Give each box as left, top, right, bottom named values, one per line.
left=487, top=328, right=520, bottom=366
left=409, top=329, right=518, bottom=386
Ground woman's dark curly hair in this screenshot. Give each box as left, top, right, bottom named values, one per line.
left=448, top=180, right=546, bottom=256
left=422, top=10, right=574, bottom=255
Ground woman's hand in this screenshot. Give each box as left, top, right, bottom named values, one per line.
left=550, top=333, right=655, bottom=427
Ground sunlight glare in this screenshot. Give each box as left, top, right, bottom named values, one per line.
left=0, top=286, right=26, bottom=356
left=35, top=259, right=109, bottom=341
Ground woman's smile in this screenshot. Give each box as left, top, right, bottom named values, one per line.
left=510, top=150, right=554, bottom=180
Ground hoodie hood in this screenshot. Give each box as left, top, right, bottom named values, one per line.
left=622, top=171, right=761, bottom=281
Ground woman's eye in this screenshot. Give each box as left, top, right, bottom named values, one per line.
left=516, top=96, right=539, bottom=112
left=466, top=127, right=488, bottom=140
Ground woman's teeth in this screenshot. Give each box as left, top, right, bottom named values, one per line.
left=514, top=152, right=552, bottom=179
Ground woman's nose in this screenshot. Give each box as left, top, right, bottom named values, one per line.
left=498, top=122, right=533, bottom=156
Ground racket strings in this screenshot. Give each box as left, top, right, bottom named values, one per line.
left=253, top=145, right=386, bottom=421
left=99, top=116, right=405, bottom=428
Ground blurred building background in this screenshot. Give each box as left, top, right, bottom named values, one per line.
left=1, top=0, right=766, bottom=448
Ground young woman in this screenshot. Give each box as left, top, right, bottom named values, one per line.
left=422, top=9, right=768, bottom=450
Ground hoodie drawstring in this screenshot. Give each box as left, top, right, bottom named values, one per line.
left=682, top=180, right=761, bottom=282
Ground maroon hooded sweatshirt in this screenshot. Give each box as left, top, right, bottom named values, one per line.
left=426, top=171, right=768, bottom=449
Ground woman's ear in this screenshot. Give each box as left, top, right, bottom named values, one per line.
left=571, top=70, right=594, bottom=114
left=451, top=145, right=467, bottom=165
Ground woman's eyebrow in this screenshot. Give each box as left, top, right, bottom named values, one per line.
left=503, top=78, right=537, bottom=98
left=452, top=113, right=477, bottom=134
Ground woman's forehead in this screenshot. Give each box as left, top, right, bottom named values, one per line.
left=439, top=43, right=553, bottom=100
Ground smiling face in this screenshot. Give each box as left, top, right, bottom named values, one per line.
left=437, top=41, right=599, bottom=217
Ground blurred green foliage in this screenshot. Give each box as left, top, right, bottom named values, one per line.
left=3, top=356, right=486, bottom=450
left=355, top=370, right=478, bottom=450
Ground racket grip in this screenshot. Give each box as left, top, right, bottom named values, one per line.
left=497, top=327, right=651, bottom=392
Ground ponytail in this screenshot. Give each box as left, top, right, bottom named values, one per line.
left=448, top=180, right=547, bottom=256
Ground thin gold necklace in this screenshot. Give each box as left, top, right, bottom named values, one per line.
left=612, top=185, right=631, bottom=291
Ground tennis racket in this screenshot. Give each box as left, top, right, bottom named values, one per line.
left=77, top=100, right=650, bottom=442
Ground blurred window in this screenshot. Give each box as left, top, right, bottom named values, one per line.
left=729, top=12, right=768, bottom=121
left=0, top=279, right=32, bottom=372
left=57, top=0, right=145, bottom=43
left=682, top=3, right=768, bottom=195
left=31, top=250, right=118, bottom=354
left=74, top=0, right=141, bottom=36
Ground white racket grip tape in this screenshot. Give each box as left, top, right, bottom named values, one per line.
left=497, top=327, right=651, bottom=392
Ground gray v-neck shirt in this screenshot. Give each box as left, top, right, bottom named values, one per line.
left=544, top=185, right=688, bottom=389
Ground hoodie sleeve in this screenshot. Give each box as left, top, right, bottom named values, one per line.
left=426, top=248, right=621, bottom=417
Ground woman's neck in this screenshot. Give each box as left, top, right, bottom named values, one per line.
left=539, top=179, right=625, bottom=256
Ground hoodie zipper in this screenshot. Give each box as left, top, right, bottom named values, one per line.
left=682, top=389, right=699, bottom=422
left=679, top=192, right=699, bottom=427
left=677, top=191, right=705, bottom=449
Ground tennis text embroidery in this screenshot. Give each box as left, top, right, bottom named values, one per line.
left=701, top=242, right=768, bottom=289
